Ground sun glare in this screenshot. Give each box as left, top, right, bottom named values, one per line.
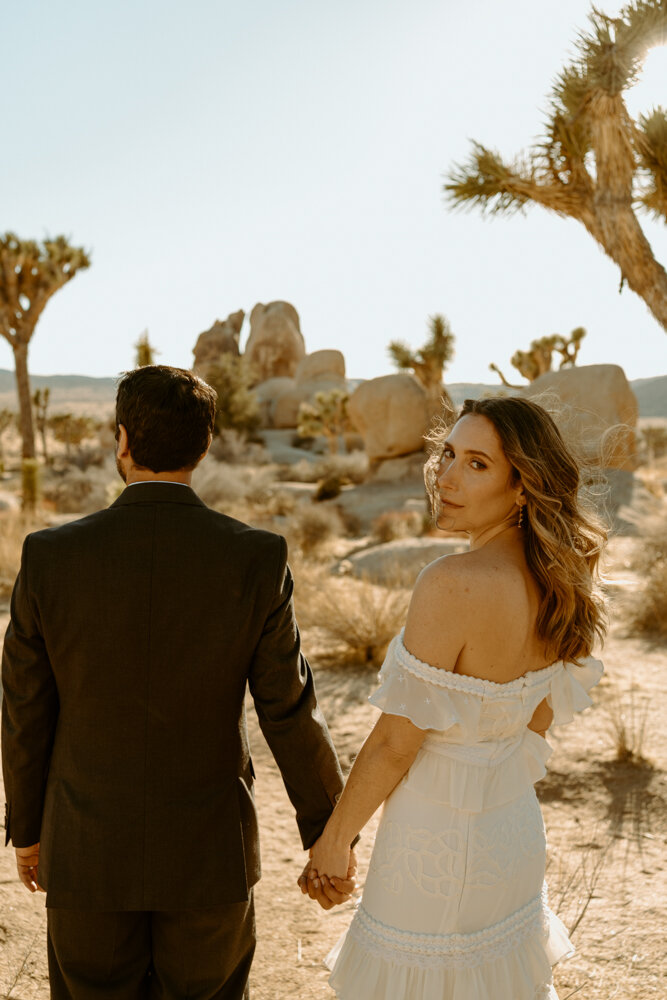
left=626, top=44, right=667, bottom=116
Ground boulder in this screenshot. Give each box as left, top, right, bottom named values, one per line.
left=521, top=364, right=638, bottom=471
left=341, top=537, right=466, bottom=587
left=295, top=349, right=346, bottom=384
left=244, top=301, right=306, bottom=381
left=273, top=374, right=347, bottom=429
left=370, top=453, right=427, bottom=483
left=521, top=364, right=639, bottom=526
left=348, top=374, right=429, bottom=461
left=253, top=376, right=296, bottom=427
left=192, top=311, right=243, bottom=375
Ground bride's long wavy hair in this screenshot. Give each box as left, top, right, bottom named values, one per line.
left=425, top=395, right=608, bottom=663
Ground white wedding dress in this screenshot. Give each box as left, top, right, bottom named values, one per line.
left=326, top=629, right=603, bottom=1000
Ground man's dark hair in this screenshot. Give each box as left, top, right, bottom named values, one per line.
left=115, top=365, right=217, bottom=472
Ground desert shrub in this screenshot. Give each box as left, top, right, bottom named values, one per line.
left=314, top=476, right=343, bottom=501
left=372, top=509, right=425, bottom=543
left=639, top=423, right=667, bottom=463
left=603, top=690, right=652, bottom=765
left=313, top=451, right=369, bottom=485
left=298, top=572, right=411, bottom=666
left=297, top=389, right=353, bottom=454
left=208, top=428, right=270, bottom=465
left=205, top=356, right=261, bottom=438
left=192, top=460, right=277, bottom=510
left=284, top=502, right=345, bottom=557
left=0, top=512, right=34, bottom=594
left=626, top=514, right=667, bottom=639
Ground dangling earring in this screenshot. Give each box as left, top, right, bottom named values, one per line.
left=517, top=503, right=525, bottom=528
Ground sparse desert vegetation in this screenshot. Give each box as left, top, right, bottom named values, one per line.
left=0, top=381, right=666, bottom=1000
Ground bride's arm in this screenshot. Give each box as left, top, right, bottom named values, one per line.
left=307, top=711, right=426, bottom=881
left=307, top=560, right=468, bottom=882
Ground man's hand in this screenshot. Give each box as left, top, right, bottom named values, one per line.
left=15, top=843, right=44, bottom=893
left=297, top=848, right=357, bottom=910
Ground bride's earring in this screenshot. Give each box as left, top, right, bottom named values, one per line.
left=517, top=503, right=524, bottom=528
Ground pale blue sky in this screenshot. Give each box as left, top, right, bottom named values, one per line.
left=3, top=0, right=666, bottom=384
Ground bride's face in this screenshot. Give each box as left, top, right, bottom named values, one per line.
left=435, top=414, right=523, bottom=535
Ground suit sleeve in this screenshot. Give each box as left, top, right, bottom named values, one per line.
left=1, top=535, right=59, bottom=848
left=248, top=535, right=345, bottom=850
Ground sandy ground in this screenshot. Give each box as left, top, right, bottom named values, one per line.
left=1, top=539, right=666, bottom=1000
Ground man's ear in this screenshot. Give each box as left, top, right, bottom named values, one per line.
left=116, top=424, right=130, bottom=457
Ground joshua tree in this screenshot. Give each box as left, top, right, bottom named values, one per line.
left=491, top=326, right=587, bottom=385
left=298, top=389, right=353, bottom=454
left=33, top=387, right=51, bottom=464
left=135, top=331, right=158, bottom=367
left=445, top=1, right=667, bottom=332
left=388, top=314, right=456, bottom=422
left=0, top=233, right=90, bottom=458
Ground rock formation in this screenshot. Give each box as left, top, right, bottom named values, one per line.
left=348, top=374, right=429, bottom=462
left=521, top=364, right=638, bottom=471
left=192, top=311, right=244, bottom=377
left=272, top=350, right=347, bottom=429
left=244, top=301, right=306, bottom=382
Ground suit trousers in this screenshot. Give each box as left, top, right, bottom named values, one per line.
left=46, top=893, right=255, bottom=1000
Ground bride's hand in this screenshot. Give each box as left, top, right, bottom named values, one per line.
left=309, top=833, right=351, bottom=883
left=297, top=844, right=357, bottom=909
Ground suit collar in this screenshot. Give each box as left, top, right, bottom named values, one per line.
left=110, top=482, right=207, bottom=509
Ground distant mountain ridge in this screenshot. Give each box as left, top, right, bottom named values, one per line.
left=0, top=369, right=665, bottom=417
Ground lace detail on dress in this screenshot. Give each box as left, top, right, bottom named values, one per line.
left=391, top=631, right=563, bottom=698
left=347, top=889, right=550, bottom=970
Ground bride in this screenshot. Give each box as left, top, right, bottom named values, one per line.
left=300, top=395, right=607, bottom=1000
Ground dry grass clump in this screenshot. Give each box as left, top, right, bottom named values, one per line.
left=208, top=429, right=271, bottom=465
left=626, top=512, right=667, bottom=639
left=0, top=512, right=45, bottom=595
left=603, top=690, right=652, bottom=765
left=280, top=452, right=369, bottom=485
left=192, top=460, right=277, bottom=510
left=296, top=568, right=411, bottom=667
left=371, top=509, right=425, bottom=543
left=283, top=502, right=345, bottom=558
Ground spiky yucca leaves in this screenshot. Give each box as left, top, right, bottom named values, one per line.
left=491, top=327, right=587, bottom=385
left=445, top=1, right=667, bottom=332
left=388, top=313, right=456, bottom=422
left=0, top=233, right=91, bottom=458
left=134, top=331, right=158, bottom=368
left=297, top=388, right=353, bottom=454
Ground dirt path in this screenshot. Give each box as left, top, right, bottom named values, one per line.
left=1, top=610, right=666, bottom=999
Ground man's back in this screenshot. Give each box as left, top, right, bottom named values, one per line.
left=3, top=482, right=343, bottom=910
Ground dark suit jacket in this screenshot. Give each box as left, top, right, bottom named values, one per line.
left=1, top=482, right=344, bottom=910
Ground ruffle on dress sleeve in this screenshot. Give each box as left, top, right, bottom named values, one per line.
left=547, top=657, right=604, bottom=726
left=369, top=634, right=464, bottom=733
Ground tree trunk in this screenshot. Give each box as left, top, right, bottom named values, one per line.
left=13, top=341, right=36, bottom=459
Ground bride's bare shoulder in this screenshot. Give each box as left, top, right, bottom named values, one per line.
left=403, top=552, right=481, bottom=670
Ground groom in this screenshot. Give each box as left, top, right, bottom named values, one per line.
left=2, top=365, right=354, bottom=999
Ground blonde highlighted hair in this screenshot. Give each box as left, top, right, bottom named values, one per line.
left=425, top=395, right=608, bottom=663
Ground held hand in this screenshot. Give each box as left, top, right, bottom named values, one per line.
left=297, top=846, right=358, bottom=909
left=15, top=843, right=45, bottom=893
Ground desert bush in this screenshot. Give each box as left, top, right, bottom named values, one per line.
left=314, top=476, right=343, bottom=501
left=49, top=413, right=97, bottom=460
left=314, top=451, right=369, bottom=485
left=0, top=512, right=32, bottom=593
left=297, top=572, right=411, bottom=666
left=372, top=509, right=425, bottom=543
left=283, top=502, right=345, bottom=557
left=603, top=690, right=652, bottom=765
left=191, top=460, right=277, bottom=510
left=297, top=389, right=353, bottom=454
left=626, top=513, right=667, bottom=639
left=205, top=356, right=261, bottom=438
left=208, top=428, right=270, bottom=465
left=639, top=423, right=667, bottom=463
